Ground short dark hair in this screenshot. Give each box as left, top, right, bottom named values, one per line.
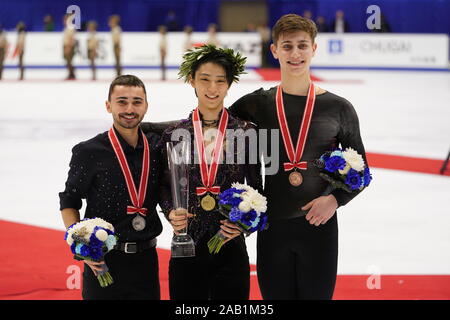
left=272, top=14, right=318, bottom=45
left=108, top=75, right=147, bottom=101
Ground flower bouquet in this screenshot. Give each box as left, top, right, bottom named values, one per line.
left=313, top=147, right=372, bottom=193
left=207, top=183, right=269, bottom=254
left=65, top=218, right=118, bottom=287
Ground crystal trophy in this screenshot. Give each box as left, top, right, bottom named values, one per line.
left=167, top=141, right=195, bottom=257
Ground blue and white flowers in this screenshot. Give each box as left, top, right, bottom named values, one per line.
left=207, top=183, right=268, bottom=254
left=65, top=217, right=117, bottom=287
left=314, top=147, right=372, bottom=192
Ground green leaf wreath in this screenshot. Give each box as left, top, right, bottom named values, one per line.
left=178, top=44, right=247, bottom=83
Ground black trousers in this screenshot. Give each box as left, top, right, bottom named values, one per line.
left=82, top=247, right=160, bottom=300
left=169, top=235, right=250, bottom=300
left=257, top=215, right=338, bottom=300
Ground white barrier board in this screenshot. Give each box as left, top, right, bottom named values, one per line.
left=3, top=32, right=449, bottom=69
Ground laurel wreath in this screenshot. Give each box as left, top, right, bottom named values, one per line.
left=178, top=44, right=247, bottom=83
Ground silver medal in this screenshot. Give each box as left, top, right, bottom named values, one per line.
left=132, top=215, right=146, bottom=231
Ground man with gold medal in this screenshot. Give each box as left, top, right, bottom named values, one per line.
left=158, top=45, right=263, bottom=300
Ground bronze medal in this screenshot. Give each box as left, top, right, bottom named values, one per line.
left=200, top=194, right=216, bottom=211
left=289, top=171, right=303, bottom=187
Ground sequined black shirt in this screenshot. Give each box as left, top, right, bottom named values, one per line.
left=157, top=110, right=263, bottom=243
left=59, top=126, right=163, bottom=242
left=229, top=87, right=368, bottom=221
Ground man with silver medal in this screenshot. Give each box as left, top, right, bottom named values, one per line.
left=59, top=75, right=163, bottom=299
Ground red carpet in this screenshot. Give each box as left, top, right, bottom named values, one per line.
left=1, top=220, right=449, bottom=300
left=366, top=152, right=450, bottom=176
left=255, top=68, right=323, bottom=82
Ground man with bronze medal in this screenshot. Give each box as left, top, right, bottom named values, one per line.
left=229, top=14, right=369, bottom=299
left=59, top=75, right=163, bottom=299
left=158, top=45, right=263, bottom=300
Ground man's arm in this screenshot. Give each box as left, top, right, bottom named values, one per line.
left=140, top=120, right=181, bottom=135
left=61, top=207, right=105, bottom=274
left=59, top=143, right=93, bottom=228
left=243, top=123, right=264, bottom=194
left=228, top=89, right=263, bottom=124
left=330, top=99, right=368, bottom=207
left=303, top=99, right=368, bottom=226
left=157, top=132, right=174, bottom=218
left=61, top=208, right=80, bottom=229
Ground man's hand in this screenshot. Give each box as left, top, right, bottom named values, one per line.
left=168, top=208, right=194, bottom=235
left=84, top=260, right=105, bottom=277
left=219, top=220, right=243, bottom=244
left=302, top=195, right=338, bottom=226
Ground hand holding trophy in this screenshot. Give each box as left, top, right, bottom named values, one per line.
left=167, top=141, right=195, bottom=257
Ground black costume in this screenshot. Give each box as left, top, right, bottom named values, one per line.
left=229, top=87, right=367, bottom=299
left=59, top=126, right=163, bottom=300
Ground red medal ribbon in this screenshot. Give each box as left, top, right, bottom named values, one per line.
left=126, top=206, right=148, bottom=215
left=108, top=127, right=150, bottom=216
left=283, top=162, right=308, bottom=171
left=276, top=83, right=316, bottom=172
left=195, top=186, right=221, bottom=196
left=192, top=108, right=229, bottom=196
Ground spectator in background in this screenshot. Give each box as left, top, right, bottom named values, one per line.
left=372, top=14, right=391, bottom=33
left=165, top=10, right=179, bottom=32
left=245, top=22, right=257, bottom=32
left=332, top=10, right=350, bottom=33
left=257, top=22, right=271, bottom=68
left=206, top=23, right=220, bottom=47
left=0, top=27, right=7, bottom=80
left=63, top=13, right=76, bottom=80
left=316, top=16, right=329, bottom=32
left=183, top=25, right=194, bottom=52
left=15, top=21, right=26, bottom=80
left=44, top=14, right=55, bottom=31
left=302, top=10, right=313, bottom=20
left=158, top=25, right=167, bottom=81
left=109, top=15, right=122, bottom=77
left=87, top=20, right=99, bottom=80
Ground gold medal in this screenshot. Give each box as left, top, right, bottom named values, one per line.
left=289, top=171, right=303, bottom=187
left=200, top=194, right=216, bottom=211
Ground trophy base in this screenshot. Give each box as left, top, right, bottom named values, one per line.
left=171, top=234, right=195, bottom=258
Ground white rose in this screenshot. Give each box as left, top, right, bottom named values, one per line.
left=342, top=147, right=365, bottom=172
left=66, top=237, right=74, bottom=246
left=231, top=182, right=251, bottom=192
left=251, top=196, right=267, bottom=214
left=238, top=200, right=252, bottom=213
left=242, top=190, right=267, bottom=213
left=95, top=229, right=108, bottom=242
left=66, top=229, right=75, bottom=245
left=338, top=163, right=351, bottom=175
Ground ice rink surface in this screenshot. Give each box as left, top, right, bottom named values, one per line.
left=1, top=67, right=449, bottom=275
